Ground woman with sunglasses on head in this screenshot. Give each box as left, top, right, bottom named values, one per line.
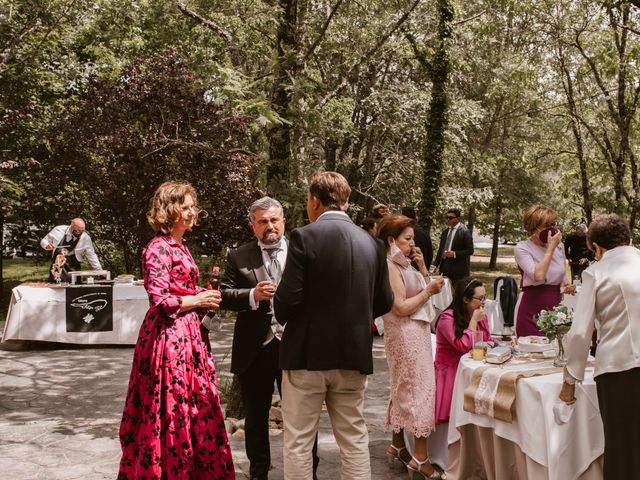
left=434, top=278, right=494, bottom=424
left=514, top=205, right=574, bottom=337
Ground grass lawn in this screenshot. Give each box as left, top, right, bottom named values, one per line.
left=1, top=257, right=50, bottom=319
left=473, top=246, right=515, bottom=258
left=470, top=260, right=519, bottom=298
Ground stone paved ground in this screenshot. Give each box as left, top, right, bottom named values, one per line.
left=0, top=320, right=411, bottom=480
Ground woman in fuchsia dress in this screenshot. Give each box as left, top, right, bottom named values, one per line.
left=117, top=181, right=234, bottom=480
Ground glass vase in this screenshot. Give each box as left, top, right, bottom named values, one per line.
left=554, top=331, right=567, bottom=367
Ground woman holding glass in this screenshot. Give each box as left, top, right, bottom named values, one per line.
left=434, top=277, right=494, bottom=424
left=514, top=205, right=574, bottom=337
left=378, top=214, right=445, bottom=480
left=117, top=181, right=234, bottom=479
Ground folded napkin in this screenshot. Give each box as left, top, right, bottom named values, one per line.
left=463, top=362, right=562, bottom=423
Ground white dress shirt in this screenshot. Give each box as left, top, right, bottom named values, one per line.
left=40, top=225, right=102, bottom=270
left=565, top=245, right=640, bottom=380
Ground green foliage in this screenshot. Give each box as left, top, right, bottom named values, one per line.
left=26, top=51, right=257, bottom=273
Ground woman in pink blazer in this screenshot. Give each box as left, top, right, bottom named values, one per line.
left=435, top=277, right=494, bottom=424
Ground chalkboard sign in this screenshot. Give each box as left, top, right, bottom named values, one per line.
left=65, top=286, right=113, bottom=332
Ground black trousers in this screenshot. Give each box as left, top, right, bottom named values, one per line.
left=595, top=367, right=640, bottom=479
left=238, top=338, right=319, bottom=479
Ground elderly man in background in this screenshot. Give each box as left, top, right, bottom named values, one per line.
left=40, top=218, right=102, bottom=282
left=560, top=213, right=640, bottom=479
left=275, top=171, right=394, bottom=479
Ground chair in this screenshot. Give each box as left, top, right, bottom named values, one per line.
left=493, top=276, right=518, bottom=335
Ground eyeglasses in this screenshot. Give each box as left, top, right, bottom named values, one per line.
left=471, top=295, right=487, bottom=302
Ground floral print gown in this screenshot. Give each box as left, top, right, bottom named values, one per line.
left=117, top=235, right=234, bottom=480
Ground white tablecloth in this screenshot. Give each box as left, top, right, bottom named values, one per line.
left=447, top=355, right=604, bottom=479
left=2, top=284, right=148, bottom=345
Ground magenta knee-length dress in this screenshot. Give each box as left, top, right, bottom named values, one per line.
left=117, top=235, right=234, bottom=480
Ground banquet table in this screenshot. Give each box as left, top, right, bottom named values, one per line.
left=446, top=355, right=604, bottom=480
left=2, top=284, right=148, bottom=345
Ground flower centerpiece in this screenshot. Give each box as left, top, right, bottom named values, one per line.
left=536, top=305, right=573, bottom=366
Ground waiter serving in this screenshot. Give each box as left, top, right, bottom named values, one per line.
left=40, top=218, right=102, bottom=282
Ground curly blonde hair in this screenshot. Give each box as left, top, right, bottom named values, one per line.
left=147, top=181, right=199, bottom=234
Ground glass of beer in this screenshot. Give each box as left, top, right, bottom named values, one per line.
left=472, top=330, right=486, bottom=361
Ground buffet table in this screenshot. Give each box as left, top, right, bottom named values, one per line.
left=447, top=355, right=604, bottom=480
left=2, top=284, right=148, bottom=345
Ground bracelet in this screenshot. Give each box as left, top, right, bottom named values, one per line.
left=544, top=252, right=552, bottom=257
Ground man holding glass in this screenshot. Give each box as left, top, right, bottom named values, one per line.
left=220, top=196, right=318, bottom=480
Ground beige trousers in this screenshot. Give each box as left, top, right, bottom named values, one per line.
left=281, top=369, right=370, bottom=480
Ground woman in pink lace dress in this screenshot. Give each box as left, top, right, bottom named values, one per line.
left=378, top=215, right=445, bottom=480
left=435, top=277, right=494, bottom=424
left=117, top=182, right=234, bottom=480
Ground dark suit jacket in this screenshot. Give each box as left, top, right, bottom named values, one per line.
left=274, top=211, right=394, bottom=375
left=221, top=241, right=279, bottom=375
left=434, top=224, right=474, bottom=280
left=413, top=226, right=433, bottom=269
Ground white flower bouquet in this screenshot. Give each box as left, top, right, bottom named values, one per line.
left=536, top=305, right=573, bottom=341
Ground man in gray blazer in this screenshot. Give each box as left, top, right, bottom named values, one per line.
left=275, top=171, right=394, bottom=479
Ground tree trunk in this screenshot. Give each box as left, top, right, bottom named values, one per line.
left=489, top=195, right=502, bottom=270
left=418, top=0, right=453, bottom=232
left=224, top=375, right=245, bottom=419
left=267, top=0, right=300, bottom=202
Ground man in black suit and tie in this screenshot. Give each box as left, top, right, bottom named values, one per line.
left=434, top=208, right=474, bottom=283
left=274, top=172, right=394, bottom=479
left=221, top=196, right=318, bottom=480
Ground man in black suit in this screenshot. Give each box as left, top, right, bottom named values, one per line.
left=434, top=208, right=474, bottom=283
left=221, top=196, right=318, bottom=480
left=274, top=172, right=394, bottom=479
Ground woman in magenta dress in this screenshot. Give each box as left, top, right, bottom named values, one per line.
left=514, top=205, right=574, bottom=337
left=434, top=278, right=494, bottom=424
left=117, top=181, right=234, bottom=480
left=378, top=215, right=445, bottom=480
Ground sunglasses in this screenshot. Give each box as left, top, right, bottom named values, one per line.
left=446, top=215, right=457, bottom=220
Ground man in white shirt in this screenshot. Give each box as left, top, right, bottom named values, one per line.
left=40, top=218, right=102, bottom=282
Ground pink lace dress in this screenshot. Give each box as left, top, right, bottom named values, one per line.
left=117, top=235, right=234, bottom=480
left=383, top=258, right=436, bottom=438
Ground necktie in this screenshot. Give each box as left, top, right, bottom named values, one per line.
left=264, top=247, right=284, bottom=341
left=445, top=227, right=455, bottom=251
left=265, top=248, right=282, bottom=284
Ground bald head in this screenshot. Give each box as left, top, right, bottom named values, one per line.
left=70, top=218, right=86, bottom=238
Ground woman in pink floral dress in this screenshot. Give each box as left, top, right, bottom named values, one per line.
left=117, top=181, right=234, bottom=480
left=378, top=215, right=445, bottom=480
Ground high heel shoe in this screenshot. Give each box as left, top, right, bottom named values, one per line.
left=386, top=444, right=410, bottom=468
left=407, top=455, right=446, bottom=479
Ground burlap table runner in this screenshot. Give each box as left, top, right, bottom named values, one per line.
left=463, top=360, right=561, bottom=423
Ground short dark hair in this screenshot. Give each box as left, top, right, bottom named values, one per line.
left=308, top=171, right=351, bottom=210
left=587, top=214, right=630, bottom=250
left=376, top=214, right=415, bottom=248
left=401, top=206, right=416, bottom=219
left=447, top=208, right=461, bottom=218
left=361, top=217, right=377, bottom=231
